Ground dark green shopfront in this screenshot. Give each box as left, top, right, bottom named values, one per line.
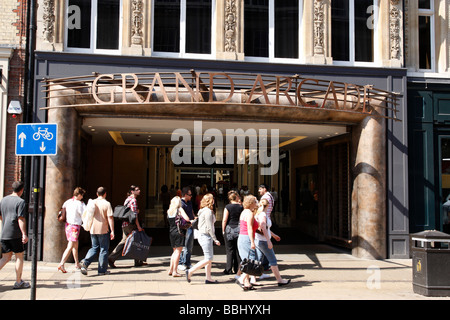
left=408, top=81, right=450, bottom=235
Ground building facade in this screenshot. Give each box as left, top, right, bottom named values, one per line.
left=405, top=0, right=450, bottom=235
left=0, top=0, right=27, bottom=197
left=8, top=0, right=448, bottom=261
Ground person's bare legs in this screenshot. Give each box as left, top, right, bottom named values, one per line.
left=271, top=265, right=289, bottom=284
left=0, top=252, right=13, bottom=270
left=186, top=259, right=211, bottom=281
left=14, top=252, right=25, bottom=283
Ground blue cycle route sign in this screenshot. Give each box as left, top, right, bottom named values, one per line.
left=15, top=123, right=58, bottom=156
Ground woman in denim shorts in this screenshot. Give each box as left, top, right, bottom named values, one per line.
left=185, top=193, right=220, bottom=284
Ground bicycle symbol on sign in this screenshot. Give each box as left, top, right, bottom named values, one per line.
left=33, top=127, right=54, bottom=141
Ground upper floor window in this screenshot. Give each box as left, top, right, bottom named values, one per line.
left=152, top=0, right=214, bottom=57
left=332, top=0, right=376, bottom=64
left=418, top=0, right=434, bottom=70
left=244, top=0, right=301, bottom=61
left=66, top=0, right=122, bottom=53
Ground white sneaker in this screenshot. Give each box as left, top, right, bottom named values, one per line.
left=177, top=265, right=187, bottom=271
left=259, top=273, right=270, bottom=280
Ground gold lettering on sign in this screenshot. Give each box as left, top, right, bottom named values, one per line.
left=209, top=73, right=234, bottom=103
left=92, top=74, right=115, bottom=104
left=86, top=72, right=382, bottom=117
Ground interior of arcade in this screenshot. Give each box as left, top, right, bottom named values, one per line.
left=79, top=117, right=350, bottom=245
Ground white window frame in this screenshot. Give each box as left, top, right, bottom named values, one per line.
left=64, top=0, right=123, bottom=54
left=332, top=0, right=379, bottom=67
left=151, top=0, right=216, bottom=59
left=244, top=0, right=304, bottom=64
left=417, top=0, right=435, bottom=72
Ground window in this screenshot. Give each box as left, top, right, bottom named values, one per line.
left=66, top=0, right=122, bottom=53
left=244, top=0, right=301, bottom=61
left=332, top=0, right=376, bottom=64
left=152, top=0, right=214, bottom=57
left=418, top=0, right=434, bottom=70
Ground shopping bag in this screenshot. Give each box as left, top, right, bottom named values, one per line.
left=81, top=199, right=96, bottom=231
left=122, top=230, right=152, bottom=261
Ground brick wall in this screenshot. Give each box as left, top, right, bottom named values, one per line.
left=1, top=0, right=27, bottom=195
left=0, top=0, right=27, bottom=46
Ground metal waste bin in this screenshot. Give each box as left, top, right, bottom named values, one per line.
left=410, top=230, right=450, bottom=297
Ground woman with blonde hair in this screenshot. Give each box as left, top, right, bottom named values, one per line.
left=186, top=193, right=221, bottom=284
left=255, top=199, right=290, bottom=286
left=236, top=195, right=259, bottom=290
left=167, top=196, right=191, bottom=277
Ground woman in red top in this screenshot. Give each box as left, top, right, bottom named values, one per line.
left=236, top=195, right=259, bottom=290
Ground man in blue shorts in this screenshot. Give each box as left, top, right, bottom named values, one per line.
left=0, top=181, right=30, bottom=289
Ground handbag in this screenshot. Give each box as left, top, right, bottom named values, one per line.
left=191, top=218, right=199, bottom=230
left=57, top=207, right=66, bottom=222
left=225, top=224, right=240, bottom=241
left=240, top=250, right=263, bottom=276
left=113, top=205, right=136, bottom=223
left=175, top=209, right=191, bottom=234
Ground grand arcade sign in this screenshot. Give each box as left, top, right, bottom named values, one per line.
left=43, top=70, right=399, bottom=121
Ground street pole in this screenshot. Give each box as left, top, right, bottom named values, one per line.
left=30, top=155, right=40, bottom=300
left=25, top=0, right=38, bottom=301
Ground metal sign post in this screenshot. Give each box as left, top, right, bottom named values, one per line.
left=30, top=156, right=39, bottom=300
left=15, top=123, right=57, bottom=300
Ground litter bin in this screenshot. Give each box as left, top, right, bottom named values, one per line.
left=410, top=230, right=450, bottom=297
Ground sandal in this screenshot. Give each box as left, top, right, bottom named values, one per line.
left=172, top=273, right=182, bottom=277
left=244, top=285, right=256, bottom=290
left=57, top=265, right=67, bottom=273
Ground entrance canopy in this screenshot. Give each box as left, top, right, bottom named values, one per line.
left=42, top=70, right=401, bottom=124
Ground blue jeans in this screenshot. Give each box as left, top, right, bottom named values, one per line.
left=83, top=233, right=110, bottom=274
left=179, top=227, right=194, bottom=267
left=255, top=239, right=278, bottom=267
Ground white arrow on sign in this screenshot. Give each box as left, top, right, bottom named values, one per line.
left=18, top=132, right=26, bottom=148
left=40, top=142, right=46, bottom=152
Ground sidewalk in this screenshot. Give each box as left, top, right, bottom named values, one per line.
left=0, top=244, right=448, bottom=300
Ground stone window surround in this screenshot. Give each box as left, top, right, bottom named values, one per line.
left=36, top=0, right=404, bottom=67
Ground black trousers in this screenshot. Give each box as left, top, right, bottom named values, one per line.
left=224, top=234, right=241, bottom=274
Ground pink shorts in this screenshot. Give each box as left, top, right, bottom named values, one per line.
left=65, top=223, right=81, bottom=242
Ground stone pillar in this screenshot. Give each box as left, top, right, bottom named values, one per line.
left=351, top=110, right=386, bottom=259
left=43, top=106, right=80, bottom=262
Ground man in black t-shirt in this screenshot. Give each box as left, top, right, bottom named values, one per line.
left=0, top=181, right=30, bottom=289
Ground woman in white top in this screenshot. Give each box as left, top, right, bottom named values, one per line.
left=58, top=187, right=86, bottom=273
left=254, top=199, right=290, bottom=286
left=186, top=193, right=221, bottom=284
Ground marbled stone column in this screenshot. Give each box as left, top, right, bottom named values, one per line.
left=351, top=109, right=386, bottom=259
left=43, top=106, right=80, bottom=262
